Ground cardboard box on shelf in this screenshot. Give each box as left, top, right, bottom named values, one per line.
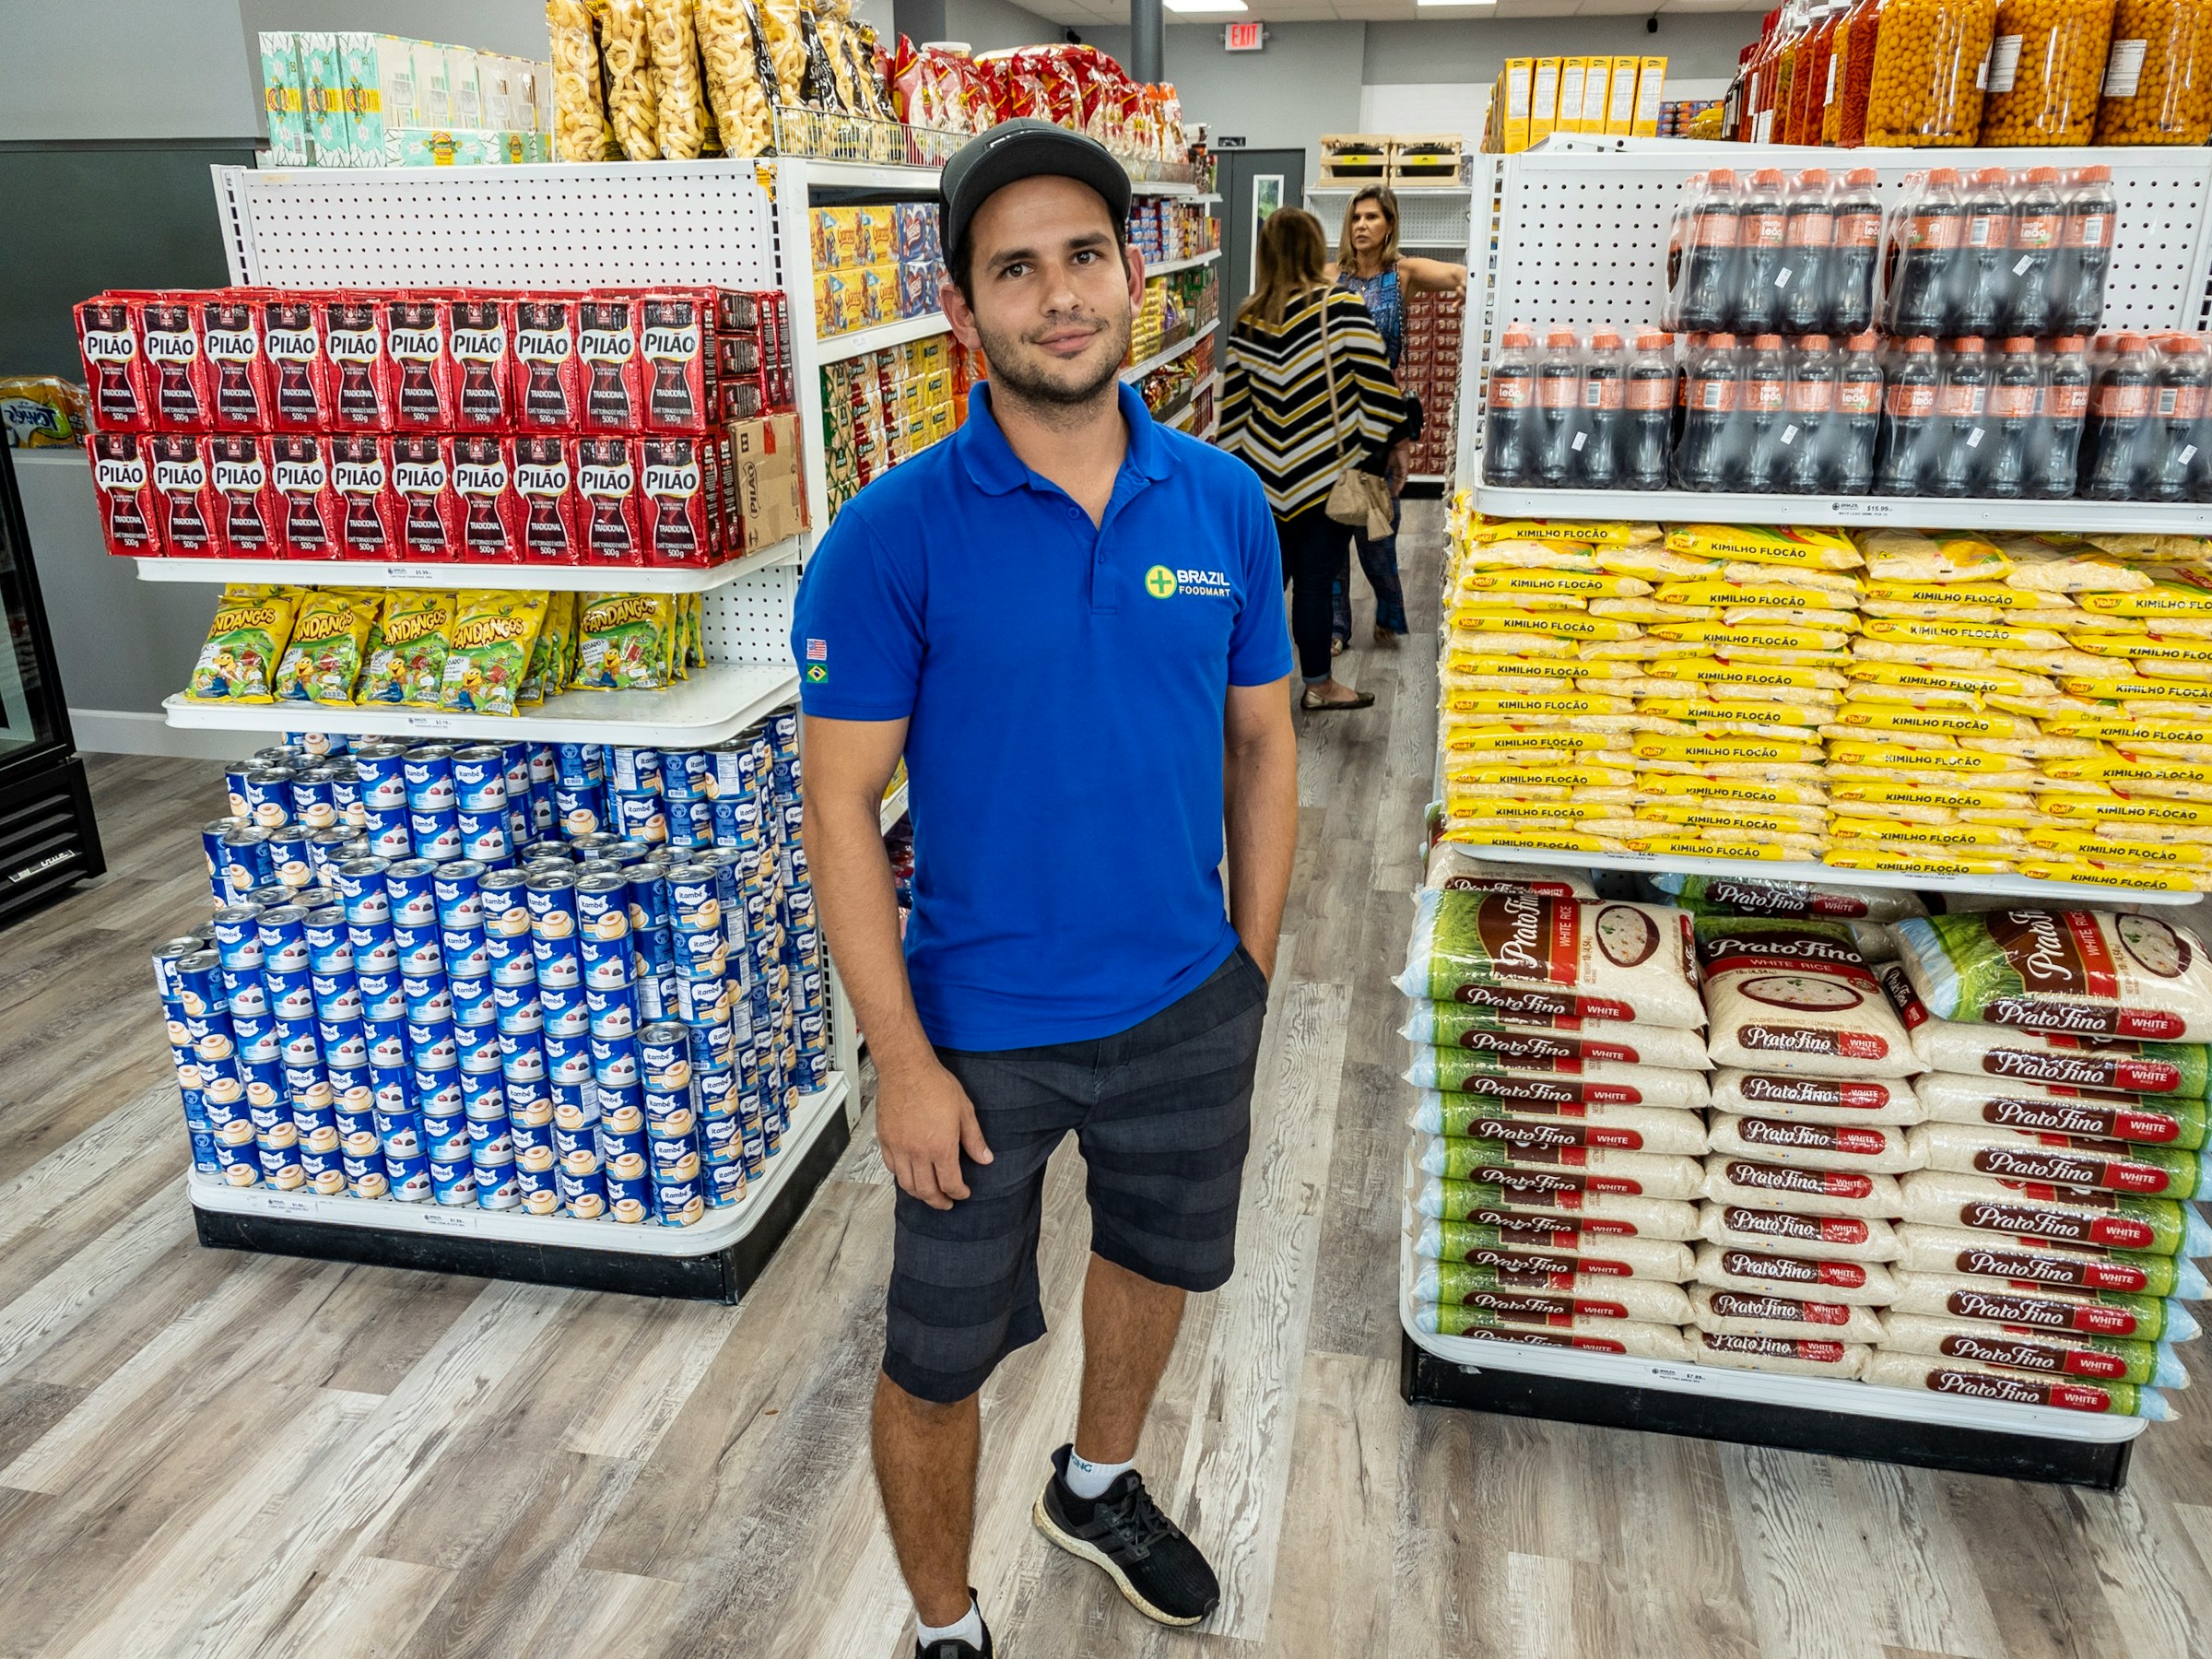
left=730, top=412, right=805, bottom=551
left=1558, top=58, right=1588, bottom=135
left=1530, top=59, right=1559, bottom=146
left=1501, top=60, right=1533, bottom=152
left=1634, top=56, right=1667, bottom=136
left=340, top=33, right=419, bottom=160
left=298, top=33, right=351, bottom=165
left=260, top=33, right=310, bottom=166
left=1606, top=55, right=1641, bottom=133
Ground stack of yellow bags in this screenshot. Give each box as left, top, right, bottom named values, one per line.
left=1818, top=531, right=2212, bottom=891
left=1437, top=514, right=1865, bottom=863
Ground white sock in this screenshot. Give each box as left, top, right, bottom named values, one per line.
left=916, top=1597, right=983, bottom=1651
left=1065, top=1448, right=1135, bottom=1500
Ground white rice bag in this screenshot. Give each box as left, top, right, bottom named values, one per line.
left=1700, top=1203, right=1902, bottom=1262
left=1423, top=842, right=1597, bottom=898
left=1887, top=1269, right=2196, bottom=1343
left=1892, top=1223, right=2208, bottom=1300
left=1410, top=1262, right=1692, bottom=1324
left=1417, top=1134, right=1705, bottom=1201
left=1687, top=1283, right=1887, bottom=1344
left=1877, top=1311, right=2188, bottom=1389
left=1906, top=1120, right=2212, bottom=1201
left=1692, top=1240, right=1900, bottom=1304
left=1695, top=916, right=1921, bottom=1078
left=1898, top=1168, right=2211, bottom=1256
left=1891, top=908, right=2212, bottom=1043
left=1896, top=996, right=2212, bottom=1097
left=1708, top=1112, right=1924, bottom=1174
left=1405, top=1053, right=1712, bottom=1111
left=1862, top=1349, right=2171, bottom=1418
left=1651, top=872, right=1928, bottom=924
left=1411, top=1092, right=1712, bottom=1156
left=1411, top=1174, right=1702, bottom=1241
left=1400, top=1003, right=1712, bottom=1070
left=1398, top=888, right=1706, bottom=1030
left=1411, top=1306, right=1694, bottom=1359
left=1411, top=1218, right=1695, bottom=1280
left=1702, top=1156, right=1906, bottom=1218
left=1709, top=1069, right=1928, bottom=1126
left=1686, top=1328, right=1870, bottom=1379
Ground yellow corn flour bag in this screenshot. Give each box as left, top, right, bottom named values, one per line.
left=1665, top=524, right=1860, bottom=568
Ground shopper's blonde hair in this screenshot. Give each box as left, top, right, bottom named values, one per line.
left=1335, top=184, right=1402, bottom=272
left=1240, top=206, right=1329, bottom=328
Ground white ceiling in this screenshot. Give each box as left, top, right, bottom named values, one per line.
left=1030, top=0, right=1766, bottom=25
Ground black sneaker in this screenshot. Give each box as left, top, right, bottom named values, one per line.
left=1031, top=1443, right=1220, bottom=1627
left=913, top=1591, right=992, bottom=1658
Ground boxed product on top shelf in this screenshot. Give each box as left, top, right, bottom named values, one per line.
left=160, top=714, right=825, bottom=1223
left=1731, top=0, right=2212, bottom=147
left=1127, top=197, right=1218, bottom=267
left=1435, top=504, right=2212, bottom=892
left=818, top=332, right=971, bottom=519
left=182, top=582, right=709, bottom=714
left=260, top=30, right=553, bottom=167
left=77, top=285, right=796, bottom=566
left=1479, top=324, right=2211, bottom=503
left=1397, top=847, right=2212, bottom=1420
left=1483, top=54, right=1668, bottom=153
left=811, top=202, right=946, bottom=337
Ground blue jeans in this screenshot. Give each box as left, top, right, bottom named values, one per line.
left=1330, top=495, right=1407, bottom=641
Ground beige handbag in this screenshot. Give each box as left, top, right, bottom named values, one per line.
left=1314, top=290, right=1396, bottom=540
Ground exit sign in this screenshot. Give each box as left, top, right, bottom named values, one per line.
left=1224, top=21, right=1265, bottom=50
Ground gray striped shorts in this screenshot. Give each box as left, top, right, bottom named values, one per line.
left=883, top=946, right=1270, bottom=1405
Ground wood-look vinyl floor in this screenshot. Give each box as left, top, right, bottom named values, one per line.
left=5, top=502, right=2212, bottom=1658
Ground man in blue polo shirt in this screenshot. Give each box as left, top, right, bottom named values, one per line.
left=793, top=121, right=1298, bottom=1657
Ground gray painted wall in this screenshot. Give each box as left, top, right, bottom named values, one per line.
left=0, top=0, right=261, bottom=143
left=943, top=0, right=1065, bottom=53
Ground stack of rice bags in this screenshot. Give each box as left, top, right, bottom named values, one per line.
left=1869, top=907, right=2212, bottom=1420
left=1439, top=519, right=1869, bottom=865
left=1825, top=529, right=2212, bottom=894
left=1399, top=847, right=1711, bottom=1362
left=1684, top=910, right=1927, bottom=1382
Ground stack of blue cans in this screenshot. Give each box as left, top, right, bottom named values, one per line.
left=159, top=711, right=830, bottom=1230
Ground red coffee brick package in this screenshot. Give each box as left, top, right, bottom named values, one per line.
left=641, top=436, right=712, bottom=565
left=323, top=298, right=394, bottom=431
left=76, top=298, right=150, bottom=431
left=201, top=296, right=271, bottom=431
left=641, top=292, right=712, bottom=432
left=207, top=433, right=282, bottom=556
left=88, top=431, right=161, bottom=554
left=391, top=433, right=462, bottom=559
left=271, top=434, right=342, bottom=558
left=330, top=433, right=402, bottom=557
left=449, top=296, right=513, bottom=431
left=148, top=432, right=220, bottom=555
left=142, top=299, right=214, bottom=432
left=262, top=296, right=331, bottom=432
left=575, top=436, right=644, bottom=564
left=515, top=299, right=582, bottom=431
left=387, top=297, right=457, bottom=430
left=451, top=435, right=524, bottom=561
left=579, top=297, right=643, bottom=433
left=514, top=435, right=582, bottom=563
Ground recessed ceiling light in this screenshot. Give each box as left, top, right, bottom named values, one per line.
left=1162, top=0, right=1248, bottom=12
left=1416, top=1, right=1500, bottom=6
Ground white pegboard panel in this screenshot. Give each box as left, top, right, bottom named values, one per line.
left=1306, top=185, right=1473, bottom=252
left=1484, top=142, right=2212, bottom=336
left=214, top=160, right=780, bottom=290
left=702, top=562, right=803, bottom=665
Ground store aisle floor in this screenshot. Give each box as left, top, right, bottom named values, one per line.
left=6, top=502, right=2212, bottom=1658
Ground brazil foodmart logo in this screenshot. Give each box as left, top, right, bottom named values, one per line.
left=1146, top=565, right=1178, bottom=598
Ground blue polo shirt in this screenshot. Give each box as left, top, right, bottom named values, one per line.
left=792, top=380, right=1293, bottom=1051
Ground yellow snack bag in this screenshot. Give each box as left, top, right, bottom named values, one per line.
left=441, top=591, right=549, bottom=716
left=360, top=591, right=457, bottom=708
left=522, top=590, right=576, bottom=706
left=574, top=592, right=677, bottom=691
left=1663, top=524, right=1860, bottom=568
left=186, top=584, right=300, bottom=703
left=274, top=588, right=379, bottom=706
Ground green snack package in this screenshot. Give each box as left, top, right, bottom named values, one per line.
left=521, top=590, right=575, bottom=707
left=185, top=583, right=299, bottom=702
left=573, top=592, right=676, bottom=691
left=440, top=590, right=547, bottom=716
left=361, top=590, right=455, bottom=707
left=273, top=588, right=378, bottom=704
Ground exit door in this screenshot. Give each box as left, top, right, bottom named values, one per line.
left=1212, top=147, right=1306, bottom=324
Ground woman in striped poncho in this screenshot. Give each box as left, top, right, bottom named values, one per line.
left=1218, top=206, right=1416, bottom=712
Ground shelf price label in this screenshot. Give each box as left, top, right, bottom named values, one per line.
left=266, top=1194, right=318, bottom=1218
left=385, top=566, right=441, bottom=582
left=403, top=714, right=458, bottom=734
left=419, top=1209, right=476, bottom=1232
left=1827, top=499, right=1886, bottom=518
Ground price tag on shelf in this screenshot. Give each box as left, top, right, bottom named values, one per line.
left=1827, top=498, right=1885, bottom=518
left=386, top=566, right=441, bottom=582
left=403, top=714, right=458, bottom=734
left=266, top=1193, right=318, bottom=1218
left=419, top=1209, right=477, bottom=1232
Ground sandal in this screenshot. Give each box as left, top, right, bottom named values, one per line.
left=1330, top=637, right=1347, bottom=656
left=1301, top=688, right=1375, bottom=712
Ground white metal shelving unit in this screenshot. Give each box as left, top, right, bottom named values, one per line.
left=1144, top=248, right=1220, bottom=276
left=817, top=312, right=953, bottom=365
left=1410, top=138, right=2212, bottom=1487
left=131, top=535, right=801, bottom=593
left=1123, top=320, right=1216, bottom=384
left=879, top=777, right=909, bottom=833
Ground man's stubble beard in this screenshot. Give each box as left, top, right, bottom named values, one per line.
left=974, top=303, right=1133, bottom=429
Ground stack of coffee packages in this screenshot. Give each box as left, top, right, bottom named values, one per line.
left=1870, top=907, right=2212, bottom=1419
left=1399, top=849, right=1711, bottom=1363
left=1685, top=901, right=1928, bottom=1382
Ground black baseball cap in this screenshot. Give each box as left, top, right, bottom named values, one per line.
left=938, top=119, right=1131, bottom=262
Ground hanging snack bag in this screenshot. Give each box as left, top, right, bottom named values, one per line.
left=1696, top=915, right=1920, bottom=1077
left=604, top=0, right=662, bottom=159
left=646, top=0, right=712, bottom=157
left=1397, top=890, right=1704, bottom=1029
left=1891, top=908, right=2212, bottom=1041
left=573, top=591, right=676, bottom=689
left=547, top=0, right=618, bottom=159
left=697, top=0, right=778, bottom=156
left=273, top=587, right=376, bottom=705
left=361, top=589, right=456, bottom=707
left=441, top=590, right=549, bottom=716
left=185, top=584, right=299, bottom=702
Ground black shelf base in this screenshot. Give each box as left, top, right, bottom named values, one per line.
left=1401, top=1333, right=2133, bottom=1489
left=194, top=1105, right=852, bottom=1302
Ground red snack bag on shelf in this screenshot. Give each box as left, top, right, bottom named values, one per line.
left=641, top=292, right=712, bottom=432
left=387, top=296, right=457, bottom=430
left=149, top=432, right=220, bottom=555
left=271, top=435, right=342, bottom=558
left=574, top=436, right=644, bottom=565
left=514, top=298, right=582, bottom=431
left=719, top=373, right=770, bottom=423
left=579, top=296, right=644, bottom=433
left=451, top=435, right=524, bottom=562
left=201, top=295, right=272, bottom=431
left=262, top=294, right=332, bottom=432
left=515, top=435, right=582, bottom=563
left=76, top=297, right=151, bottom=431
left=449, top=294, right=514, bottom=431
left=331, top=433, right=403, bottom=557
left=323, top=296, right=394, bottom=431
left=716, top=288, right=764, bottom=332
left=208, top=433, right=282, bottom=557
left=88, top=432, right=161, bottom=555
left=142, top=298, right=215, bottom=431
left=391, top=433, right=462, bottom=560
left=641, top=435, right=712, bottom=566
